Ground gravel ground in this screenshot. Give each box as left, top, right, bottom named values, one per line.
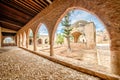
left=0, top=47, right=101, bottom=80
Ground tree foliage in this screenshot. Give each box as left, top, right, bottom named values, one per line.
left=61, top=11, right=73, bottom=52
left=61, top=12, right=73, bottom=38
left=56, top=34, right=64, bottom=44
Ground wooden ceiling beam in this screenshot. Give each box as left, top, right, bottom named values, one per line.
left=19, top=0, right=39, bottom=12
left=28, top=0, right=43, bottom=10
left=0, top=13, right=27, bottom=24
left=0, top=0, right=35, bottom=17
left=0, top=9, right=29, bottom=23
left=14, top=0, right=38, bottom=14
left=34, top=0, right=46, bottom=8
left=40, top=0, right=49, bottom=6
left=0, top=23, right=20, bottom=31
left=0, top=3, right=31, bottom=20
left=24, top=0, right=42, bottom=12
left=0, top=0, right=54, bottom=31
left=0, top=15, right=24, bottom=27
left=0, top=21, right=21, bottom=28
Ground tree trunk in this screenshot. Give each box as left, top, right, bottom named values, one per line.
left=67, top=36, right=71, bottom=53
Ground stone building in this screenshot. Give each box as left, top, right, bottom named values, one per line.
left=71, top=20, right=96, bottom=49
left=37, top=35, right=49, bottom=45
left=96, top=29, right=110, bottom=44
left=0, top=0, right=120, bottom=79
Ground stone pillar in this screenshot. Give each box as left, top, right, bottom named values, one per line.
left=22, top=34, right=24, bottom=47
left=84, top=22, right=96, bottom=49
left=50, top=36, right=54, bottom=56
left=20, top=34, right=22, bottom=47
left=50, top=43, right=54, bottom=56
left=26, top=34, right=29, bottom=48
left=19, top=35, right=20, bottom=47
left=0, top=27, right=1, bottom=48
left=17, top=35, right=19, bottom=47
left=111, top=39, right=120, bottom=76
left=23, top=33, right=26, bottom=48
left=33, top=34, right=37, bottom=51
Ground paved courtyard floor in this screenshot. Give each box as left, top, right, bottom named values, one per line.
left=0, top=47, right=101, bottom=80
left=39, top=44, right=111, bottom=68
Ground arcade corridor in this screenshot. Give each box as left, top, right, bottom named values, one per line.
left=0, top=0, right=120, bottom=80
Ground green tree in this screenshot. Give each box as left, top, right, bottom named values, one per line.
left=56, top=34, right=64, bottom=44
left=61, top=12, right=73, bottom=53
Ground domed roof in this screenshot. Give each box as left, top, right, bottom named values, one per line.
left=71, top=20, right=89, bottom=28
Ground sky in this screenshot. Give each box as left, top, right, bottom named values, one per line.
left=38, top=10, right=105, bottom=35
left=38, top=24, right=48, bottom=35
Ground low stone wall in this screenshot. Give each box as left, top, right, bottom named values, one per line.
left=20, top=47, right=120, bottom=80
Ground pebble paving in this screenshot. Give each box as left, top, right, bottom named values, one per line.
left=0, top=47, right=101, bottom=80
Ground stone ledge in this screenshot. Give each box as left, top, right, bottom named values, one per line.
left=20, top=47, right=120, bottom=80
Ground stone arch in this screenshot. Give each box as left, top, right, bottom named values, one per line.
left=52, top=7, right=112, bottom=70
left=52, top=7, right=110, bottom=45
left=35, top=23, right=49, bottom=38
left=35, top=23, right=50, bottom=51
left=27, top=28, right=34, bottom=50
left=27, top=29, right=33, bottom=45
left=71, top=31, right=82, bottom=43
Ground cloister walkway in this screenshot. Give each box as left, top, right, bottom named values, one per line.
left=0, top=47, right=100, bottom=80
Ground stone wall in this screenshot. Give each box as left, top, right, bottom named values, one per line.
left=85, top=22, right=96, bottom=49
left=0, top=27, right=1, bottom=47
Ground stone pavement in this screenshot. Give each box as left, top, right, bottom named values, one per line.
left=0, top=47, right=100, bottom=80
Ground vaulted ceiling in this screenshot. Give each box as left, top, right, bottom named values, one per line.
left=0, top=0, right=54, bottom=31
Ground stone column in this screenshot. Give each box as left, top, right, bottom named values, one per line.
left=22, top=34, right=24, bottom=47
left=17, top=35, right=20, bottom=47
left=14, top=35, right=17, bottom=46
left=26, top=34, right=29, bottom=48
left=33, top=34, right=37, bottom=51
left=50, top=36, right=54, bottom=56
left=19, top=35, right=20, bottom=47
left=20, top=34, right=22, bottom=47
left=0, top=27, right=1, bottom=48
left=111, top=39, right=120, bottom=76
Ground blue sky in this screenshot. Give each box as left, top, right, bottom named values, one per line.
left=38, top=24, right=48, bottom=35
left=38, top=10, right=105, bottom=35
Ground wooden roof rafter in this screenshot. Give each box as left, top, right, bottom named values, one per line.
left=0, top=0, right=55, bottom=31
